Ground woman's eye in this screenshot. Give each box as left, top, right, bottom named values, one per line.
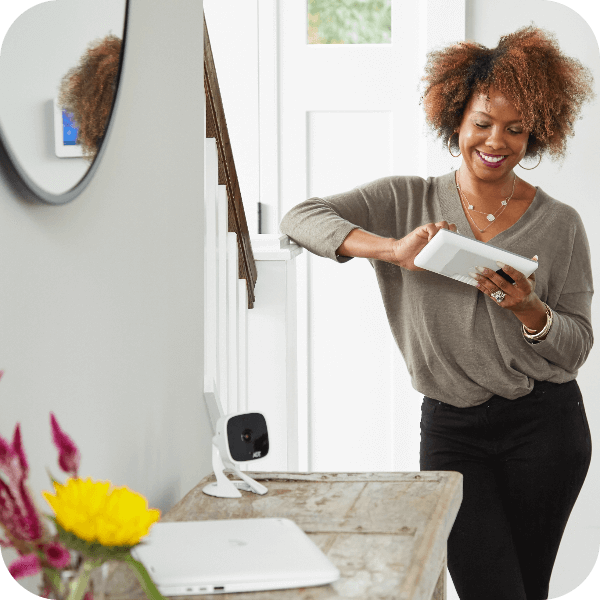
left=475, top=123, right=523, bottom=134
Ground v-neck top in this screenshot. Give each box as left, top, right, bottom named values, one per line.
left=279, top=171, right=594, bottom=407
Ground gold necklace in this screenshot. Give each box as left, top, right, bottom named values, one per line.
left=456, top=170, right=517, bottom=233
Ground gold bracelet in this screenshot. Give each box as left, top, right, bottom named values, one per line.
left=522, top=303, right=553, bottom=341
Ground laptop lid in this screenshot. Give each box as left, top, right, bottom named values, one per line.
left=131, top=518, right=340, bottom=596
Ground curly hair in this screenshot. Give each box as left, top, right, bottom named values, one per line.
left=58, top=34, right=122, bottom=160
left=420, top=25, right=595, bottom=161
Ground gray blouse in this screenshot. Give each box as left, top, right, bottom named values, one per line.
left=279, top=171, right=594, bottom=407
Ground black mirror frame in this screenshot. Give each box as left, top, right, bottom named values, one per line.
left=0, top=0, right=130, bottom=206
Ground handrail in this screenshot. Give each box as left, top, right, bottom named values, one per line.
left=204, top=14, right=257, bottom=309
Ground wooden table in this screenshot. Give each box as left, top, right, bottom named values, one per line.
left=103, top=471, right=462, bottom=600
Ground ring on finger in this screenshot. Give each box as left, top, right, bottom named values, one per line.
left=491, top=290, right=506, bottom=303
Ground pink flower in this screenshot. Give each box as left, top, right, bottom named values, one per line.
left=50, top=413, right=80, bottom=478
left=8, top=553, right=41, bottom=579
left=0, top=425, right=44, bottom=542
left=42, top=541, right=71, bottom=569
left=0, top=422, right=29, bottom=476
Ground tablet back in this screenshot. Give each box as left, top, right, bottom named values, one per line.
left=132, top=518, right=340, bottom=596
left=414, top=228, right=538, bottom=286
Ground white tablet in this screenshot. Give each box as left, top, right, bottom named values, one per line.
left=413, top=228, right=538, bottom=286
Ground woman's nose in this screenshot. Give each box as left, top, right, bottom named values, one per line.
left=485, top=127, right=508, bottom=150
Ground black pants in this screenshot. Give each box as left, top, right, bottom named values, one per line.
left=420, top=379, right=592, bottom=600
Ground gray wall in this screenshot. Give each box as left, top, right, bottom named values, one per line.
left=466, top=1, right=600, bottom=597
left=0, top=0, right=210, bottom=594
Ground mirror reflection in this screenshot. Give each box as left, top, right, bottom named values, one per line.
left=0, top=0, right=126, bottom=196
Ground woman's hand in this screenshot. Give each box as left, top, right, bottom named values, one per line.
left=471, top=257, right=545, bottom=324
left=391, top=221, right=457, bottom=271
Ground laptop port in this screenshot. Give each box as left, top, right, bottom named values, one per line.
left=214, top=586, right=225, bottom=591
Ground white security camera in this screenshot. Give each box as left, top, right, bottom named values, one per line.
left=203, top=412, right=270, bottom=498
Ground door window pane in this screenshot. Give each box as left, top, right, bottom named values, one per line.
left=308, top=0, right=391, bottom=45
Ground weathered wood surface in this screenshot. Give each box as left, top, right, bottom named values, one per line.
left=102, top=472, right=461, bottom=600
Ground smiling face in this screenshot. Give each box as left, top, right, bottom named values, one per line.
left=456, top=86, right=530, bottom=185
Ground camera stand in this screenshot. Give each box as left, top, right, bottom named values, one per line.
left=202, top=442, right=268, bottom=498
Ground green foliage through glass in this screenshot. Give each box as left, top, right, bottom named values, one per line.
left=308, top=0, right=392, bottom=45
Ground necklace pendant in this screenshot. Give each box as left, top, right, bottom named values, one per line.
left=468, top=204, right=474, bottom=210
left=501, top=200, right=507, bottom=206
left=487, top=214, right=495, bottom=222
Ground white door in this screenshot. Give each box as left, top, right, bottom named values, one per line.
left=276, top=1, right=465, bottom=472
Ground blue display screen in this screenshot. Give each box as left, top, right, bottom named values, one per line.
left=62, top=110, right=79, bottom=146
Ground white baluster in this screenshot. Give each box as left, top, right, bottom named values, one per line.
left=204, top=140, right=218, bottom=401
left=237, top=278, right=248, bottom=414
left=227, top=232, right=239, bottom=415
left=216, top=185, right=229, bottom=414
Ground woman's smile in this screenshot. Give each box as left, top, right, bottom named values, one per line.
left=476, top=149, right=509, bottom=168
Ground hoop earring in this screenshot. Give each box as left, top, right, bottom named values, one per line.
left=447, top=132, right=461, bottom=157
left=518, top=153, right=542, bottom=170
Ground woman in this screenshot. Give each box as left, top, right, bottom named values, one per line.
left=279, top=26, right=594, bottom=600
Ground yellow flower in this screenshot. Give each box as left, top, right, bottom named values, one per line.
left=43, top=477, right=160, bottom=547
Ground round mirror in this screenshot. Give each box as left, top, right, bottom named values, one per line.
left=0, top=0, right=127, bottom=204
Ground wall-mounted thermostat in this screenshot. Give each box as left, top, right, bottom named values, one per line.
left=53, top=97, right=83, bottom=158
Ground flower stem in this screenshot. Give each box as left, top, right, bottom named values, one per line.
left=42, top=568, right=65, bottom=597
left=66, top=558, right=102, bottom=600
left=124, top=555, right=166, bottom=600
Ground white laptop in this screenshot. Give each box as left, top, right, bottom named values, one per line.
left=131, top=518, right=340, bottom=596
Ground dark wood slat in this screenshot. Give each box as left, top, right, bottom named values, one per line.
left=204, top=14, right=257, bottom=309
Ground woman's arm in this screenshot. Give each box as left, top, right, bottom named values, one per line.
left=279, top=189, right=372, bottom=263
left=335, top=228, right=396, bottom=262
left=280, top=182, right=458, bottom=270
left=529, top=211, right=594, bottom=372
left=527, top=292, right=593, bottom=372
left=337, top=223, right=458, bottom=271
left=279, top=176, right=456, bottom=265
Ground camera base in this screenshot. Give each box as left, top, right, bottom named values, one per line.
left=202, top=443, right=268, bottom=498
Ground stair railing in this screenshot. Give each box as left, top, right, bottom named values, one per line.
left=204, top=14, right=257, bottom=309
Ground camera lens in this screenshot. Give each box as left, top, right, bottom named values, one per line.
left=241, top=429, right=253, bottom=443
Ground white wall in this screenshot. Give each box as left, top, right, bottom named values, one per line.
left=0, top=0, right=210, bottom=593
left=0, top=0, right=126, bottom=195
left=204, top=0, right=260, bottom=235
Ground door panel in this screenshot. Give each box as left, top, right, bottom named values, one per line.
left=278, top=1, right=464, bottom=471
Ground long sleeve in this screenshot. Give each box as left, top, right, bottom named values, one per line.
left=526, top=208, right=594, bottom=373
left=279, top=176, right=424, bottom=264
left=279, top=187, right=370, bottom=263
